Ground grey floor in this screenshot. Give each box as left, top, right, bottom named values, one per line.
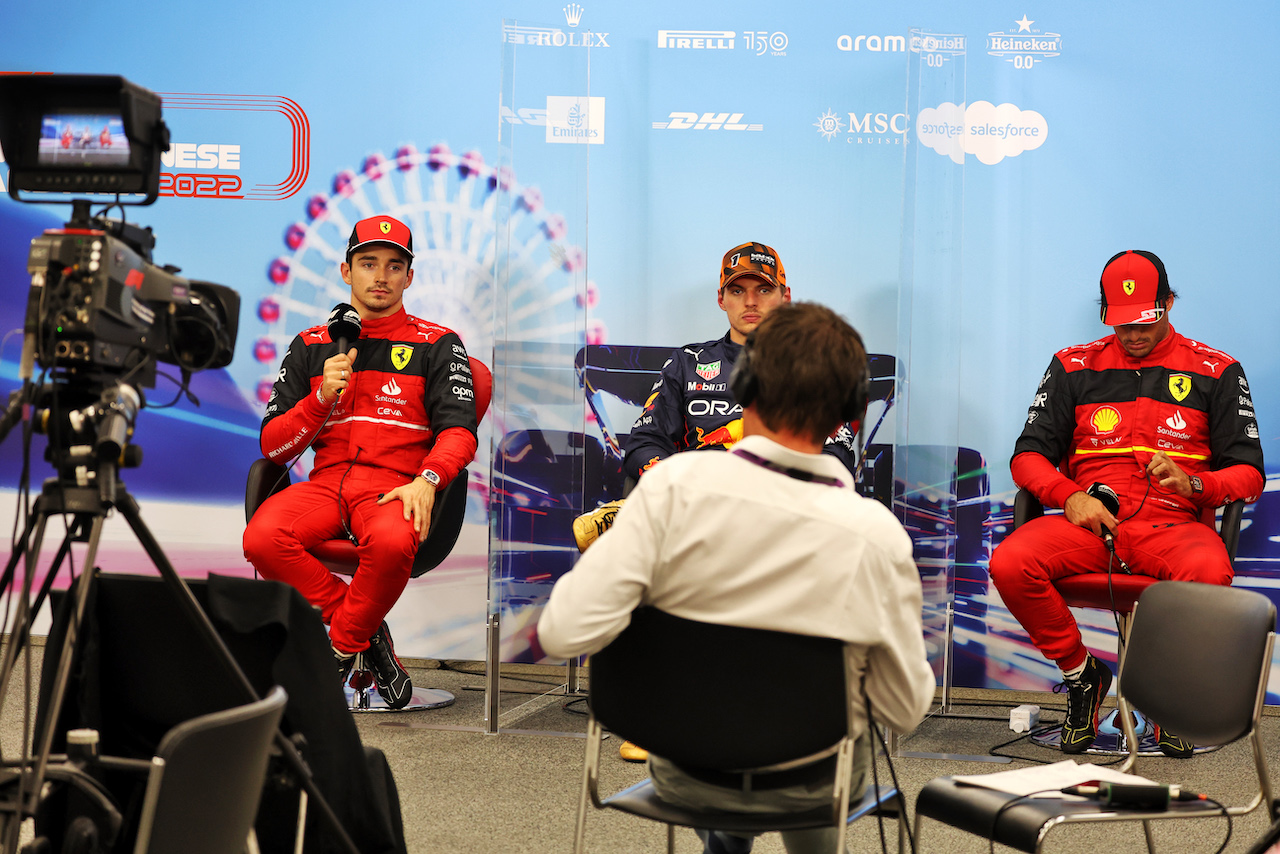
left=4, top=646, right=1279, bottom=853
left=351, top=659, right=1279, bottom=854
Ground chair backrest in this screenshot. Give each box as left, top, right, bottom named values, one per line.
left=469, top=356, right=493, bottom=423
left=133, top=685, right=287, bottom=854
left=589, top=607, right=848, bottom=770
left=1120, top=581, right=1275, bottom=746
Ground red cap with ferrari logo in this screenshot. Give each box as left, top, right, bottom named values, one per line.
left=346, top=214, right=415, bottom=264
left=1099, top=250, right=1170, bottom=326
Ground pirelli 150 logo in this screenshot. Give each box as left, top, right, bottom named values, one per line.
left=155, top=93, right=310, bottom=200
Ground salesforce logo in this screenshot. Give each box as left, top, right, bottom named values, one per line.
left=915, top=101, right=1047, bottom=165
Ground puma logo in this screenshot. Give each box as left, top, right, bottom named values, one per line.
left=1202, top=360, right=1220, bottom=374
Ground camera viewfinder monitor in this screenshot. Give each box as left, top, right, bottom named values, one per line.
left=0, top=74, right=168, bottom=204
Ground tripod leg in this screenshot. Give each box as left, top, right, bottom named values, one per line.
left=0, top=510, right=53, bottom=712
left=31, top=517, right=108, bottom=796
left=113, top=489, right=364, bottom=854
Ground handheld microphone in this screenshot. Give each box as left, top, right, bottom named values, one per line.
left=1086, top=482, right=1120, bottom=546
left=1061, top=782, right=1205, bottom=810
left=1086, top=481, right=1131, bottom=573
left=327, top=303, right=362, bottom=353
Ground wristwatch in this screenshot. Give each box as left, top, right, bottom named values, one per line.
left=1189, top=475, right=1203, bottom=495
left=419, top=469, right=442, bottom=488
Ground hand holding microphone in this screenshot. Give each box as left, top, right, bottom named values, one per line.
left=1086, top=482, right=1121, bottom=549
left=1064, top=483, right=1120, bottom=540
left=1065, top=482, right=1131, bottom=572
left=322, top=303, right=362, bottom=404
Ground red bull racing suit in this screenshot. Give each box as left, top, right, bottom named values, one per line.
left=243, top=307, right=478, bottom=654
left=622, top=332, right=858, bottom=482
left=989, top=326, right=1264, bottom=670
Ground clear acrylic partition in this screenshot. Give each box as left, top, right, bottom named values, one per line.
left=897, top=31, right=967, bottom=703
left=486, top=19, right=593, bottom=732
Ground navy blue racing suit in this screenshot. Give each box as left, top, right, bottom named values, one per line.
left=622, top=332, right=858, bottom=481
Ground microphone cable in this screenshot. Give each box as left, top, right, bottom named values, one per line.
left=1107, top=474, right=1152, bottom=652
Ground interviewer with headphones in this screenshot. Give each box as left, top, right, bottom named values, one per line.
left=538, top=303, right=935, bottom=854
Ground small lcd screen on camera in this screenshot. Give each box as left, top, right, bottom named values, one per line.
left=38, top=112, right=131, bottom=168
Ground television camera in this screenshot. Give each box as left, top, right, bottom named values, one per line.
left=0, top=75, right=365, bottom=854
left=0, top=75, right=239, bottom=471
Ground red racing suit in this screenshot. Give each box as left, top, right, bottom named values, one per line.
left=989, top=325, right=1264, bottom=670
left=243, top=307, right=478, bottom=653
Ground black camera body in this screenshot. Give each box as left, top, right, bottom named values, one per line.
left=25, top=221, right=239, bottom=386
left=0, top=74, right=239, bottom=389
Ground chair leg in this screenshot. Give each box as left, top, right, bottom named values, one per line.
left=666, top=823, right=675, bottom=854
left=573, top=718, right=603, bottom=854
left=1142, top=818, right=1156, bottom=853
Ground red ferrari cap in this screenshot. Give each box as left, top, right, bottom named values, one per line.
left=346, top=215, right=414, bottom=264
left=720, top=241, right=786, bottom=292
left=1099, top=250, right=1170, bottom=326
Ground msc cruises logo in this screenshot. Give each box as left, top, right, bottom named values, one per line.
left=813, top=109, right=908, bottom=144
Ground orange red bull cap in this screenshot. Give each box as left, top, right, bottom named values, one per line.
left=720, top=241, right=786, bottom=292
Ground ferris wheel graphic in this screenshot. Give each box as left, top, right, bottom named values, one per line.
left=251, top=142, right=604, bottom=491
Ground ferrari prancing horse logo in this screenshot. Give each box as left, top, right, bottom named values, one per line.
left=1168, top=373, right=1191, bottom=402
left=380, top=221, right=393, bottom=234
left=391, top=345, right=413, bottom=370
left=1122, top=278, right=1136, bottom=295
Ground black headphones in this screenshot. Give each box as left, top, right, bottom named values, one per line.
left=729, top=328, right=871, bottom=425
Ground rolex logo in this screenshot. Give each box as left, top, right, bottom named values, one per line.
left=563, top=3, right=583, bottom=26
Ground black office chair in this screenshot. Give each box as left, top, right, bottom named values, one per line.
left=244, top=358, right=492, bottom=711
left=132, top=686, right=287, bottom=854
left=1011, top=488, right=1243, bottom=754
left=573, top=607, right=905, bottom=854
left=915, top=580, right=1276, bottom=853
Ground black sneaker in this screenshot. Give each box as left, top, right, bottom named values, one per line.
left=1155, top=725, right=1194, bottom=758
left=334, top=646, right=356, bottom=689
left=366, top=621, right=413, bottom=709
left=1059, top=654, right=1113, bottom=754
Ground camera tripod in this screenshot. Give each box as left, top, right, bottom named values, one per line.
left=0, top=449, right=360, bottom=854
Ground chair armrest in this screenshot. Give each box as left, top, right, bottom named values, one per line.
left=410, top=467, right=470, bottom=577
left=1012, top=488, right=1043, bottom=530
left=1220, top=499, right=1244, bottom=564
left=245, top=458, right=290, bottom=524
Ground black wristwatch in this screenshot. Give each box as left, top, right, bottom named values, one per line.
left=1189, top=475, right=1203, bottom=495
